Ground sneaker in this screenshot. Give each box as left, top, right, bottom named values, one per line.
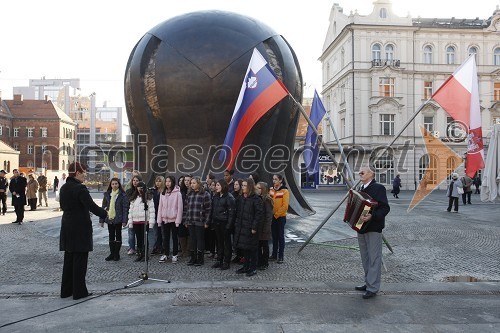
left=159, top=255, right=167, bottom=263
left=171, top=255, right=178, bottom=263
left=127, top=249, right=136, bottom=255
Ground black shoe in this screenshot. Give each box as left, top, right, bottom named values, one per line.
left=105, top=254, right=114, bottom=261
left=11, top=221, right=18, bottom=223
left=269, top=256, right=277, bottom=261
left=277, top=258, right=284, bottom=264
left=18, top=221, right=23, bottom=225
left=236, top=267, right=248, bottom=274
left=134, top=254, right=144, bottom=262
left=212, top=262, right=222, bottom=268
left=362, top=291, right=377, bottom=299
left=220, top=262, right=230, bottom=270
left=258, top=265, right=268, bottom=271
left=468, top=202, right=472, bottom=204
left=246, top=270, right=257, bottom=277
left=355, top=285, right=367, bottom=291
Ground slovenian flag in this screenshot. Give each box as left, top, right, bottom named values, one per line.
left=432, top=55, right=485, bottom=177
left=219, top=48, right=289, bottom=170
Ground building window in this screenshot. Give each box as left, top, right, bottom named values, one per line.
left=380, top=114, right=395, bottom=135
left=340, top=118, right=346, bottom=138
left=0, top=126, right=2, bottom=136
left=27, top=144, right=33, bottom=154
left=385, top=44, right=394, bottom=61
left=13, top=144, right=19, bottom=151
left=424, top=45, right=433, bottom=64
left=495, top=82, right=500, bottom=101
left=340, top=84, right=346, bottom=104
left=379, top=77, right=395, bottom=97
left=326, top=62, right=330, bottom=80
left=372, top=43, right=381, bottom=61
left=373, top=153, right=394, bottom=184
left=62, top=160, right=66, bottom=170
left=41, top=144, right=47, bottom=152
left=468, top=46, right=478, bottom=62
left=446, top=156, right=460, bottom=181
left=41, top=127, right=48, bottom=137
left=14, top=128, right=19, bottom=137
left=27, top=161, right=34, bottom=168
left=341, top=48, right=345, bottom=68
left=423, top=81, right=433, bottom=99
left=494, top=48, right=500, bottom=66
left=379, top=8, right=387, bottom=18
left=419, top=154, right=438, bottom=185
left=493, top=116, right=500, bottom=125
left=446, top=46, right=455, bottom=64
left=27, top=128, right=34, bottom=137
left=424, top=116, right=434, bottom=132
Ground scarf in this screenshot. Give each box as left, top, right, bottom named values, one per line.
left=108, top=189, right=119, bottom=220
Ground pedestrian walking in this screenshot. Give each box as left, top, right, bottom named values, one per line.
left=53, top=176, right=59, bottom=192
left=446, top=173, right=463, bottom=213
left=392, top=174, right=401, bottom=198
left=0, top=170, right=8, bottom=215
left=26, top=174, right=39, bottom=210
left=59, top=162, right=107, bottom=300
left=9, top=169, right=27, bottom=224
left=461, top=174, right=473, bottom=205
left=37, top=173, right=48, bottom=207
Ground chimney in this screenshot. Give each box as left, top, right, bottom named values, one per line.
left=13, top=94, right=23, bottom=105
left=45, top=95, right=50, bottom=103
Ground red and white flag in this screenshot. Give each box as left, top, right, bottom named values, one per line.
left=432, top=56, right=485, bottom=177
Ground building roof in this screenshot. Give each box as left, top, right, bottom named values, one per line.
left=413, top=17, right=488, bottom=29
left=0, top=140, right=19, bottom=154
left=5, top=99, right=76, bottom=124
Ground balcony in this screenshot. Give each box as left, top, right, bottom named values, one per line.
left=371, top=59, right=400, bottom=68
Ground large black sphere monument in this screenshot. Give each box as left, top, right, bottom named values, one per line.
left=124, top=10, right=313, bottom=216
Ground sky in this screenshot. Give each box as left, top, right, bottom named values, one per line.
left=0, top=0, right=498, bottom=112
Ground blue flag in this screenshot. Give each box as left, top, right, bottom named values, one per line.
left=303, top=90, right=327, bottom=174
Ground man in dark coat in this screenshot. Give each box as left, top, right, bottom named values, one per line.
left=59, top=162, right=107, bottom=300
left=8, top=169, right=27, bottom=224
left=355, top=166, right=390, bottom=299
left=0, top=170, right=8, bottom=215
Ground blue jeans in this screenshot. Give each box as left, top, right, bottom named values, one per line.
left=271, top=216, right=286, bottom=259
left=128, top=227, right=136, bottom=250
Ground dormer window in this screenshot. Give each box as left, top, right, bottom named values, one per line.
left=380, top=8, right=387, bottom=18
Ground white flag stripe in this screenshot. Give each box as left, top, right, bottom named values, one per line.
left=230, top=48, right=267, bottom=120
left=453, top=55, right=474, bottom=93
left=469, top=57, right=481, bottom=129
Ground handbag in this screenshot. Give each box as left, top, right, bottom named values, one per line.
left=457, top=187, right=464, bottom=195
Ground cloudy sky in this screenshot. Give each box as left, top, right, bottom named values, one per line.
left=0, top=0, right=497, bottom=109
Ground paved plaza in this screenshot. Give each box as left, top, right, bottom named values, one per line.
left=0, top=189, right=499, bottom=332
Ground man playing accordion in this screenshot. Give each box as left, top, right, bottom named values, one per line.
left=354, top=166, right=390, bottom=299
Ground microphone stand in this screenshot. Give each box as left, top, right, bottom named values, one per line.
left=125, top=189, right=170, bottom=288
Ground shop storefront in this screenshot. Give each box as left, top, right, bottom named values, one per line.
left=300, top=152, right=346, bottom=189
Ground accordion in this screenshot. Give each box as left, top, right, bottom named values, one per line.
left=343, top=189, right=378, bottom=232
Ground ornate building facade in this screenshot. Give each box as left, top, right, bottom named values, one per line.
left=320, top=0, right=500, bottom=189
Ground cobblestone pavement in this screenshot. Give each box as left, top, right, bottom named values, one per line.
left=0, top=190, right=499, bottom=286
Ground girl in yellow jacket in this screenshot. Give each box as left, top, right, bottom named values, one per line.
left=269, top=174, right=289, bottom=264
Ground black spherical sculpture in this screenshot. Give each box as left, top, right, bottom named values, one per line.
left=124, top=10, right=313, bottom=216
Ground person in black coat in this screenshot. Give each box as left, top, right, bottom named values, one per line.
left=59, top=162, right=107, bottom=300
left=392, top=174, right=401, bottom=198
left=99, top=178, right=129, bottom=261
left=0, top=170, right=8, bottom=215
left=233, top=178, right=263, bottom=277
left=53, top=176, right=59, bottom=192
left=208, top=179, right=235, bottom=270
left=9, top=169, right=27, bottom=224
left=355, top=166, right=390, bottom=299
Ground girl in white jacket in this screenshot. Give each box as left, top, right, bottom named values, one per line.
left=128, top=182, right=155, bottom=262
left=157, top=176, right=183, bottom=263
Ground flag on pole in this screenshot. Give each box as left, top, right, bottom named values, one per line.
left=219, top=48, right=289, bottom=170
left=303, top=90, right=327, bottom=174
left=432, top=55, right=485, bottom=177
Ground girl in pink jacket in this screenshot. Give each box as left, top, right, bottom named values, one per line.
left=157, top=176, right=183, bottom=263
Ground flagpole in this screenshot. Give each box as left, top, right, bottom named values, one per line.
left=296, top=97, right=431, bottom=254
